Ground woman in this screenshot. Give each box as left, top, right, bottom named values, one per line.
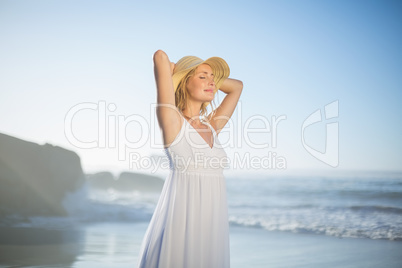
left=138, top=50, right=243, bottom=268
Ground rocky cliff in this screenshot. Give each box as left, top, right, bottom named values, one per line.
left=0, top=133, right=85, bottom=217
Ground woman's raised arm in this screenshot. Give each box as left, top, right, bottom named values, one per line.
left=154, top=50, right=175, bottom=108
left=153, top=50, right=182, bottom=146
left=208, top=78, right=243, bottom=134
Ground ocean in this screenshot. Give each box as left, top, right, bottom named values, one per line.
left=4, top=173, right=402, bottom=241
left=226, top=175, right=402, bottom=240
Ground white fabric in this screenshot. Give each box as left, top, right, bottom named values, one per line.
left=138, top=115, right=230, bottom=268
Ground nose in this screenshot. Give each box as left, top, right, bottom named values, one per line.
left=209, top=77, right=216, bottom=87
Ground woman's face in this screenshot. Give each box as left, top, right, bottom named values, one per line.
left=186, top=64, right=216, bottom=103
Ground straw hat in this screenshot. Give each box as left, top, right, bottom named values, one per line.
left=172, top=56, right=230, bottom=93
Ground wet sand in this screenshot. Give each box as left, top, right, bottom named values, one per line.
left=0, top=222, right=401, bottom=267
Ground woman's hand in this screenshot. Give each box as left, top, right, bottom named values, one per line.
left=219, top=78, right=243, bottom=94
left=170, top=62, right=176, bottom=75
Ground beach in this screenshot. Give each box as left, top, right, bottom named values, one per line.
left=1, top=159, right=402, bottom=267
left=0, top=222, right=401, bottom=267
left=1, top=0, right=402, bottom=266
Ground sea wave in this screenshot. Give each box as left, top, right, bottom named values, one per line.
left=1, top=181, right=157, bottom=229
left=228, top=214, right=402, bottom=240
left=349, top=205, right=402, bottom=214
left=226, top=176, right=402, bottom=241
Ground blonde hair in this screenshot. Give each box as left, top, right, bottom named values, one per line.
left=175, top=66, right=217, bottom=122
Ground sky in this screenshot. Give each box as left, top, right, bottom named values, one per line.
left=0, top=0, right=401, bottom=177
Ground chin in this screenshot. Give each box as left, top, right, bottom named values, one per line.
left=205, top=97, right=214, bottom=102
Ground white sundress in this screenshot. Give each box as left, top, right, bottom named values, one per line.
left=137, top=113, right=230, bottom=268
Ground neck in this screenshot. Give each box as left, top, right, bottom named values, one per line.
left=182, top=101, right=203, bottom=121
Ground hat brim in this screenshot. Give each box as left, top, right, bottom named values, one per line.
left=172, top=56, right=230, bottom=94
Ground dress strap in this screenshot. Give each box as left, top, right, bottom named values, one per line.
left=201, top=120, right=217, bottom=135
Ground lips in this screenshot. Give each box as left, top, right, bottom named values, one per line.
left=204, top=89, right=214, bottom=93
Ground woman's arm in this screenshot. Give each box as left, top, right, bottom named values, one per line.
left=154, top=50, right=175, bottom=110
left=208, top=78, right=243, bottom=134
left=153, top=50, right=182, bottom=146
